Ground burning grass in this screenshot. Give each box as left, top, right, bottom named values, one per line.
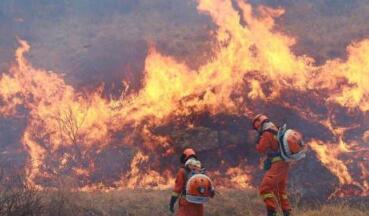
left=0, top=0, right=368, bottom=199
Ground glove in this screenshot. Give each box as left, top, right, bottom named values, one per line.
left=263, top=158, right=272, bottom=171
left=283, top=210, right=291, bottom=216
left=267, top=209, right=277, bottom=216
left=169, top=196, right=177, bottom=213
left=209, top=188, right=215, bottom=198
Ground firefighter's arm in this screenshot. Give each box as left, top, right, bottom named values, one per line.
left=169, top=196, right=177, bottom=213
left=169, top=169, right=185, bottom=213
left=256, top=132, right=271, bottom=154
left=210, top=186, right=215, bottom=198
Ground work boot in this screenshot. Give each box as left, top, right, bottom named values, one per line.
left=267, top=209, right=277, bottom=216
left=283, top=210, right=291, bottom=216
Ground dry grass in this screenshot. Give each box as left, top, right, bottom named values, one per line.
left=295, top=204, right=369, bottom=216
left=29, top=189, right=368, bottom=216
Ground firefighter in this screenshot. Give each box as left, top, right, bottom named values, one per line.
left=252, top=114, right=291, bottom=216
left=168, top=148, right=207, bottom=216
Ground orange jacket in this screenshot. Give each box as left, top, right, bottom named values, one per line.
left=256, top=131, right=279, bottom=154
left=173, top=168, right=186, bottom=195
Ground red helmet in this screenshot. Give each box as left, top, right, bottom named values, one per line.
left=252, top=114, right=270, bottom=131
left=180, top=148, right=197, bottom=163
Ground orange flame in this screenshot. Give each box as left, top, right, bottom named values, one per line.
left=0, top=0, right=368, bottom=197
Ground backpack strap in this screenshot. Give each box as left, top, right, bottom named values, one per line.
left=182, top=167, right=190, bottom=196
left=263, top=128, right=278, bottom=136
left=277, top=124, right=292, bottom=160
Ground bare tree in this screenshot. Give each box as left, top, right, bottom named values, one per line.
left=54, top=106, right=88, bottom=160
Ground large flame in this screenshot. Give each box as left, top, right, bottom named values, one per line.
left=0, top=0, right=368, bottom=198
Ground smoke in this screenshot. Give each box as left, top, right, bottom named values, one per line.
left=2, top=0, right=369, bottom=87
left=0, top=0, right=213, bottom=92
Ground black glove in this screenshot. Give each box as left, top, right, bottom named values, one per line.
left=267, top=209, right=277, bottom=216
left=263, top=158, right=272, bottom=171
left=283, top=210, right=291, bottom=216
left=209, top=188, right=215, bottom=198
left=169, top=196, right=177, bottom=213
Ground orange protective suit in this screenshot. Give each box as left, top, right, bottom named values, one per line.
left=256, top=131, right=291, bottom=211
left=172, top=168, right=204, bottom=216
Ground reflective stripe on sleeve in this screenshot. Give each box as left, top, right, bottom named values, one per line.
left=271, top=156, right=282, bottom=163
left=261, top=193, right=275, bottom=200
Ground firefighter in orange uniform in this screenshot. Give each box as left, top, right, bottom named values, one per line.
left=169, top=148, right=204, bottom=216
left=252, top=114, right=291, bottom=216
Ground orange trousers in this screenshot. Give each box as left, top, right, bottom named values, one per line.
left=176, top=197, right=203, bottom=216
left=259, top=161, right=291, bottom=211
